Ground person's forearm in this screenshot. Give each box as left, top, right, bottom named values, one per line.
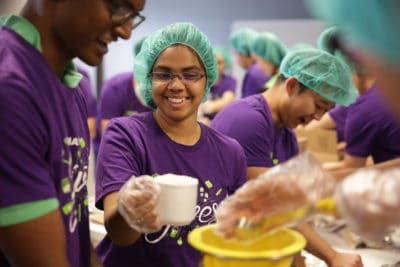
left=329, top=157, right=400, bottom=181
left=90, top=243, right=103, bottom=267
left=294, top=224, right=337, bottom=265
left=103, top=192, right=141, bottom=246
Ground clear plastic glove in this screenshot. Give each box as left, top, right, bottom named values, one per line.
left=200, top=101, right=215, bottom=115
left=215, top=151, right=336, bottom=238
left=335, top=168, right=400, bottom=241
left=118, top=175, right=162, bottom=233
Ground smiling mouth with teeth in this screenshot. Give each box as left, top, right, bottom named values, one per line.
left=167, top=97, right=190, bottom=103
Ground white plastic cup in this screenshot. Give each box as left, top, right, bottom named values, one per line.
left=154, top=174, right=198, bottom=226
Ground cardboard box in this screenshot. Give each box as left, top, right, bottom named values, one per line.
left=295, top=129, right=340, bottom=163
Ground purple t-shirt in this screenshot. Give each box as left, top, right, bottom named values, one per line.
left=93, top=72, right=151, bottom=154
left=77, top=67, right=97, bottom=118
left=95, top=112, right=246, bottom=267
left=210, top=74, right=236, bottom=100
left=241, top=62, right=269, bottom=98
left=211, top=94, right=299, bottom=167
left=0, top=27, right=91, bottom=266
left=345, top=85, right=400, bottom=163
left=329, top=105, right=348, bottom=142
left=205, top=73, right=237, bottom=120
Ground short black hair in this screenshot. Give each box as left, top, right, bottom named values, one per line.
left=276, top=74, right=308, bottom=94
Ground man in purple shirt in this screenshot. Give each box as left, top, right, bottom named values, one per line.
left=247, top=32, right=287, bottom=97
left=212, top=48, right=362, bottom=266
left=229, top=28, right=263, bottom=98
left=325, top=85, right=400, bottom=170
left=0, top=0, right=146, bottom=266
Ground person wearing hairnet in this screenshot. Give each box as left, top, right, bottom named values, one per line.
left=199, top=45, right=237, bottom=123
left=250, top=32, right=287, bottom=91
left=92, top=35, right=151, bottom=158
left=305, top=27, right=373, bottom=145
left=307, top=0, right=400, bottom=242
left=230, top=27, right=265, bottom=98
left=94, top=23, right=247, bottom=267
left=0, top=0, right=146, bottom=266
left=306, top=27, right=400, bottom=172
left=214, top=0, right=400, bottom=248
left=212, top=49, right=362, bottom=266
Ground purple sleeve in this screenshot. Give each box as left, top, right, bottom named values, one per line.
left=217, top=108, right=274, bottom=167
left=95, top=118, right=142, bottom=209
left=0, top=79, right=55, bottom=207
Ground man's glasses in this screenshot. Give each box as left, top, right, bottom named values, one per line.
left=107, top=1, right=146, bottom=29
left=149, top=72, right=206, bottom=84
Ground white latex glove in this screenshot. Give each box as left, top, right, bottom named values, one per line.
left=335, top=168, right=400, bottom=241
left=215, top=151, right=335, bottom=238
left=118, top=175, right=162, bottom=233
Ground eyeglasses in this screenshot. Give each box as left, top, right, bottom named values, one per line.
left=149, top=72, right=206, bottom=84
left=106, top=0, right=146, bottom=29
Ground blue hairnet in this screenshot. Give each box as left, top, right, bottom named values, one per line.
left=280, top=48, right=357, bottom=106
left=317, top=27, right=357, bottom=73
left=133, top=35, right=148, bottom=57
left=250, top=32, right=287, bottom=66
left=213, top=45, right=232, bottom=71
left=307, top=0, right=400, bottom=65
left=229, top=28, right=258, bottom=55
left=134, top=23, right=218, bottom=109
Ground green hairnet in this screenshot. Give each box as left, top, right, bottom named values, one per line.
left=213, top=45, right=232, bottom=71
left=307, top=0, right=400, bottom=65
left=133, top=35, right=148, bottom=57
left=280, top=48, right=357, bottom=106
left=250, top=32, right=287, bottom=66
left=289, top=43, right=314, bottom=52
left=317, top=27, right=358, bottom=73
left=134, top=23, right=218, bottom=109
left=230, top=28, right=258, bottom=55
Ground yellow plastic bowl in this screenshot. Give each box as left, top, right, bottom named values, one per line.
left=188, top=224, right=306, bottom=267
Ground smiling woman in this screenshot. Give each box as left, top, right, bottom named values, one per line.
left=94, top=22, right=247, bottom=267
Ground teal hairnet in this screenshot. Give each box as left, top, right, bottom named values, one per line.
left=213, top=45, right=232, bottom=71
left=289, top=43, right=314, bottom=52
left=317, top=27, right=357, bottom=73
left=306, top=0, right=400, bottom=65
left=134, top=23, right=218, bottom=109
left=250, top=32, right=287, bottom=66
left=133, top=35, right=147, bottom=56
left=229, top=28, right=258, bottom=55
left=280, top=48, right=357, bottom=106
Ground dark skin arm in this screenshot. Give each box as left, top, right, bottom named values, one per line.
left=102, top=191, right=142, bottom=246
left=0, top=209, right=70, bottom=267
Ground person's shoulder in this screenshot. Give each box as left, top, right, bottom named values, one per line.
left=109, top=112, right=151, bottom=130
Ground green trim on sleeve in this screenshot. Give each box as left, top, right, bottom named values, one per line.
left=0, top=198, right=59, bottom=227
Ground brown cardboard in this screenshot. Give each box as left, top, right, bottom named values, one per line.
left=295, top=129, right=339, bottom=163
